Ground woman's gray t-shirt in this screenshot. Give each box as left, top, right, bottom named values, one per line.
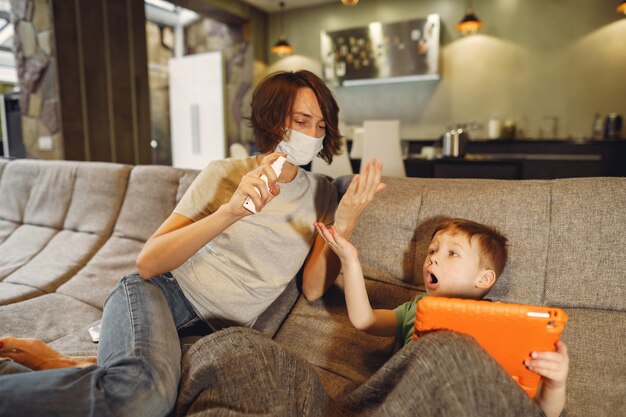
left=171, top=157, right=338, bottom=330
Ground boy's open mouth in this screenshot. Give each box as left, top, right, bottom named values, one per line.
left=427, top=273, right=439, bottom=290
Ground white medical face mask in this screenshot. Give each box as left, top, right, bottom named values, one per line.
left=275, top=128, right=325, bottom=166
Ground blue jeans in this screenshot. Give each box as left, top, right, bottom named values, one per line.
left=0, top=273, right=204, bottom=417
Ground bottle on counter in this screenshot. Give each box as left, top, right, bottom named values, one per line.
left=604, top=113, right=623, bottom=140
left=487, top=117, right=502, bottom=139
left=502, top=119, right=517, bottom=139
left=592, top=113, right=604, bottom=140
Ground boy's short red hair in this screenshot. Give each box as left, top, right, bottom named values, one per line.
left=432, top=218, right=508, bottom=277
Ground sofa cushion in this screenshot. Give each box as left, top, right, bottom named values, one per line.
left=275, top=275, right=413, bottom=396
left=0, top=282, right=44, bottom=305
left=252, top=277, right=300, bottom=337
left=58, top=165, right=189, bottom=309
left=0, top=160, right=77, bottom=228
left=0, top=293, right=102, bottom=343
left=62, top=162, right=131, bottom=235
left=0, top=160, right=53, bottom=225
left=177, top=169, right=200, bottom=203
left=48, top=320, right=101, bottom=357
left=0, top=161, right=80, bottom=281
left=414, top=179, right=552, bottom=306
left=57, top=236, right=145, bottom=309
left=545, top=178, right=626, bottom=310
left=113, top=166, right=184, bottom=242
left=0, top=224, right=57, bottom=279
left=561, top=307, right=626, bottom=417
left=0, top=160, right=131, bottom=295
left=335, top=176, right=553, bottom=306
left=6, top=230, right=105, bottom=292
left=0, top=219, right=18, bottom=245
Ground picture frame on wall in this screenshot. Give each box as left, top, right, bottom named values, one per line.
left=321, top=14, right=440, bottom=87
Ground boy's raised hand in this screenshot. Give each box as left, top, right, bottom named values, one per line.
left=313, top=222, right=358, bottom=263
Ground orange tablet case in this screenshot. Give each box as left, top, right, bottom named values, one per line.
left=413, top=296, right=568, bottom=398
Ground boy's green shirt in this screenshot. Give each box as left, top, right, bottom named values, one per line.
left=393, top=292, right=427, bottom=346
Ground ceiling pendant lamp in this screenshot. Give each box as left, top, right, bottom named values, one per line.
left=271, top=1, right=293, bottom=57
left=340, top=0, right=359, bottom=5
left=456, top=0, right=485, bottom=36
left=618, top=1, right=626, bottom=15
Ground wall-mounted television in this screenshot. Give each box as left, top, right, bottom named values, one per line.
left=321, top=14, right=440, bottom=87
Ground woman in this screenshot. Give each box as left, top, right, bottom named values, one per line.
left=0, top=70, right=385, bottom=417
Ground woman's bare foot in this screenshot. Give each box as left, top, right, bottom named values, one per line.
left=0, top=337, right=97, bottom=370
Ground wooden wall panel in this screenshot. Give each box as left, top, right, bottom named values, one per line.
left=129, top=0, right=152, bottom=165
left=52, top=0, right=151, bottom=164
left=79, top=0, right=112, bottom=162
left=106, top=0, right=134, bottom=164
left=51, top=0, right=86, bottom=161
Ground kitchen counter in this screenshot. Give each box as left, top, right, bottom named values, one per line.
left=349, top=138, right=626, bottom=179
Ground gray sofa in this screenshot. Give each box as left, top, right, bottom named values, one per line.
left=0, top=158, right=624, bottom=416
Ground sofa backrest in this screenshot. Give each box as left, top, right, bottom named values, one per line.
left=0, top=160, right=131, bottom=303
left=58, top=165, right=200, bottom=309
left=0, top=159, right=205, bottom=305
left=544, top=177, right=626, bottom=311
left=0, top=158, right=8, bottom=186
left=278, top=174, right=626, bottom=404
left=337, top=175, right=626, bottom=311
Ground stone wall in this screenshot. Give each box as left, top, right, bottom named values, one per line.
left=11, top=0, right=62, bottom=159
left=10, top=0, right=255, bottom=162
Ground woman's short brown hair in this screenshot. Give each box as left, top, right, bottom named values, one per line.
left=249, top=70, right=342, bottom=164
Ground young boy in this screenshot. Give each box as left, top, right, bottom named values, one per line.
left=314, top=217, right=569, bottom=417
